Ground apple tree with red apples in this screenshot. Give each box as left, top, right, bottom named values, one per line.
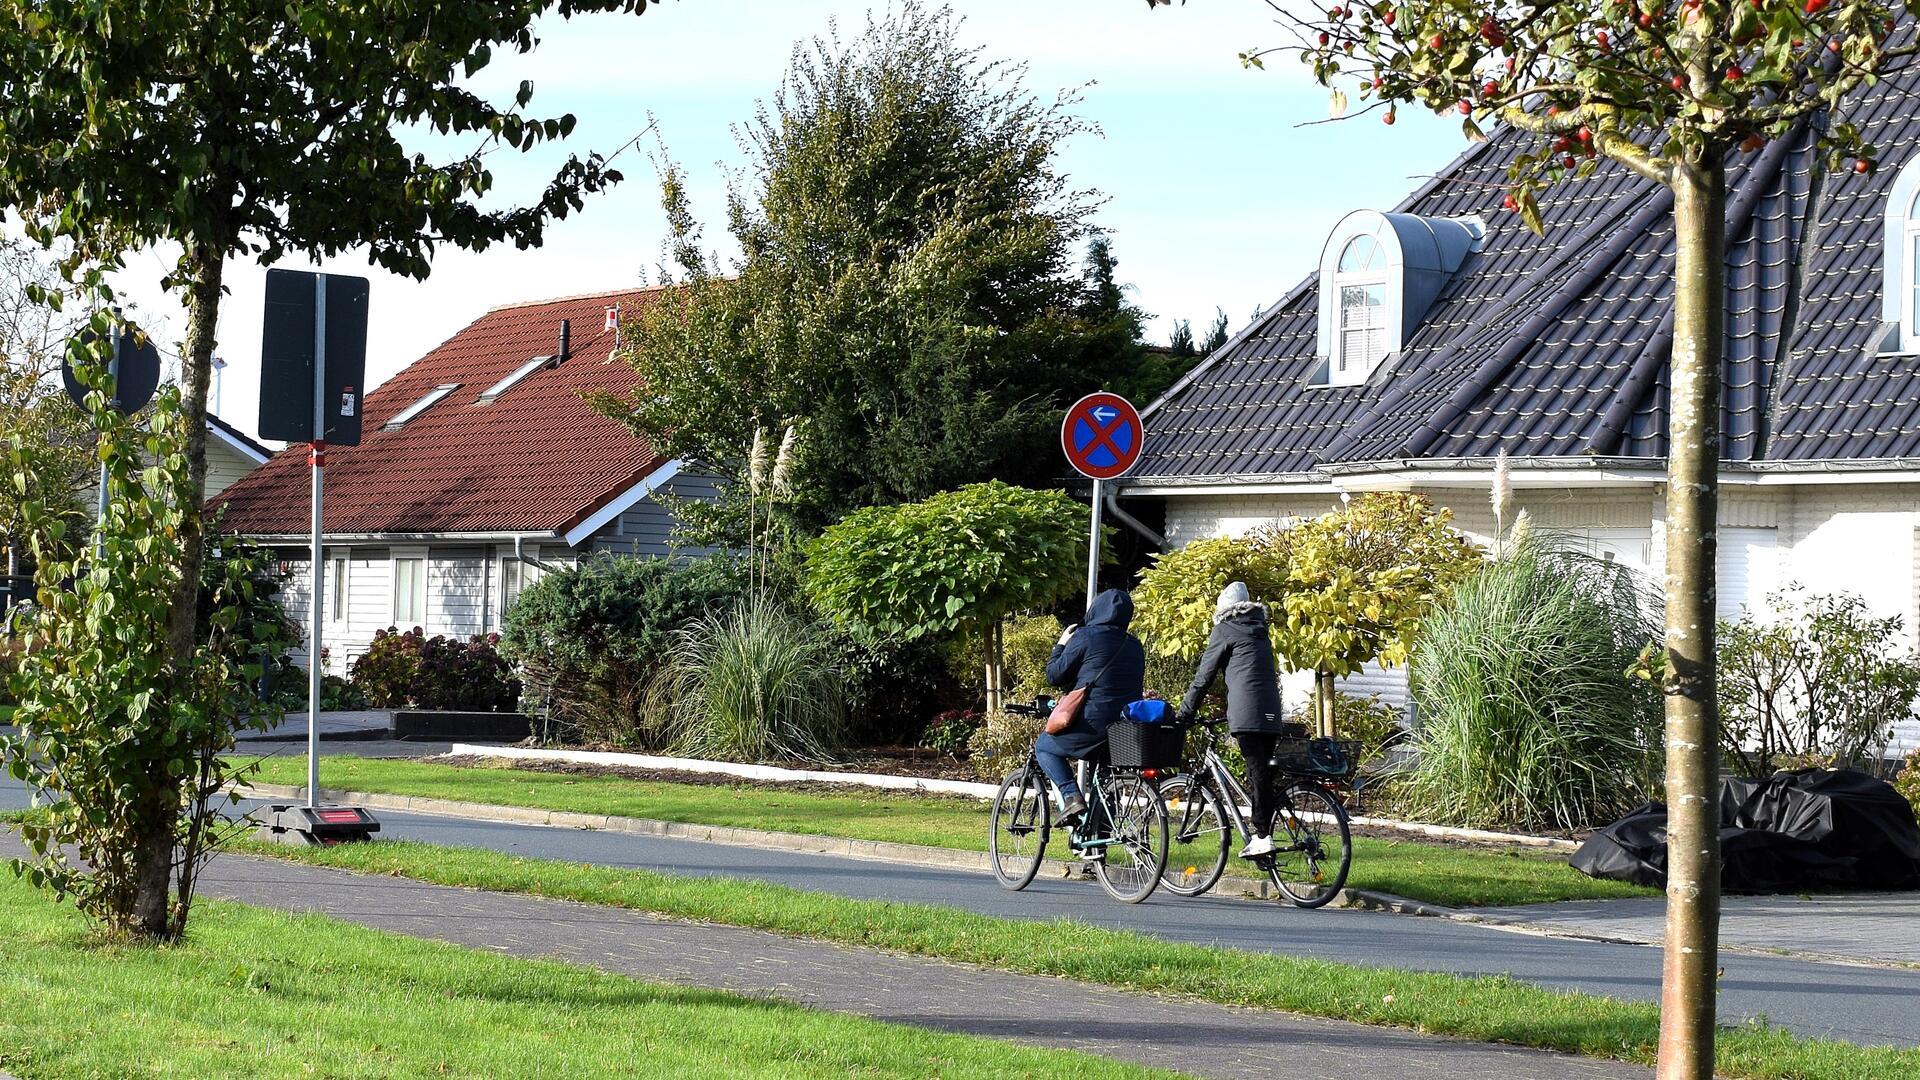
left=1152, top=0, right=1915, bottom=1074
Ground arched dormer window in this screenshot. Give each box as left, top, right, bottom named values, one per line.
left=1885, top=162, right=1920, bottom=353
left=1332, top=235, right=1391, bottom=382
left=1316, top=210, right=1485, bottom=386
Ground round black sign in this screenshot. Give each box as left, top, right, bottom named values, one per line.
left=61, top=326, right=163, bottom=415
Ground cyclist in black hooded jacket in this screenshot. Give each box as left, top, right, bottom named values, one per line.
left=1177, top=581, right=1286, bottom=859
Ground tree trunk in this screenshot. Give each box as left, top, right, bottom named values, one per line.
left=130, top=242, right=224, bottom=939
left=1657, top=153, right=1724, bottom=1080
left=1316, top=670, right=1336, bottom=737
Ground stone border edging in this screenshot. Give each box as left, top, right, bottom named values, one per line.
left=445, top=743, right=1581, bottom=851
left=232, top=780, right=1417, bottom=911
left=447, top=743, right=1003, bottom=799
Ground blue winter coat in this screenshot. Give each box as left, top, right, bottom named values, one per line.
left=1044, top=589, right=1147, bottom=756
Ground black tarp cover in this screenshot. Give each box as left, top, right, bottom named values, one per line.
left=1570, top=769, right=1920, bottom=893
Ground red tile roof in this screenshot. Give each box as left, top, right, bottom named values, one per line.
left=212, top=287, right=666, bottom=538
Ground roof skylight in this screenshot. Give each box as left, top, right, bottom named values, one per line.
left=476, top=357, right=548, bottom=405
left=384, top=383, right=460, bottom=430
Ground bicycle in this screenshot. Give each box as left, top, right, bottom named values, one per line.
left=1159, top=717, right=1354, bottom=908
left=987, top=699, right=1170, bottom=904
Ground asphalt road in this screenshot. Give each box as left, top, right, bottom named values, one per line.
left=4, top=752, right=1918, bottom=1049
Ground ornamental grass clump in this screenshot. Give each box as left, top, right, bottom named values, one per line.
left=1401, top=532, right=1662, bottom=832
left=654, top=595, right=846, bottom=764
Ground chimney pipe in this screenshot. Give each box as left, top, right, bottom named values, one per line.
left=558, top=319, right=572, bottom=362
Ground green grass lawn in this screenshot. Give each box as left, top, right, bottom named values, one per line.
left=243, top=754, right=1654, bottom=908
left=241, top=837, right=1920, bottom=1080
left=0, top=873, right=1165, bottom=1080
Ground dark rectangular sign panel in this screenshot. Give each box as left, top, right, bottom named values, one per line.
left=257, top=268, right=369, bottom=445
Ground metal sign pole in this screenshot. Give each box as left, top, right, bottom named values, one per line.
left=92, top=329, right=123, bottom=561
left=306, top=275, right=327, bottom=808
left=1085, top=477, right=1103, bottom=609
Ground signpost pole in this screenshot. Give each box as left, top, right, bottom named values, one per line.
left=92, top=329, right=122, bottom=561
left=307, top=275, right=327, bottom=809
left=1085, top=478, right=1103, bottom=609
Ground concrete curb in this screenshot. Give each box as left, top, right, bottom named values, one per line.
left=446, top=743, right=1001, bottom=799
left=443, top=744, right=1583, bottom=851
left=233, top=780, right=1417, bottom=912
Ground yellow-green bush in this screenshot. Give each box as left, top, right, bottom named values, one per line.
left=1897, top=748, right=1920, bottom=810
left=1132, top=533, right=1290, bottom=660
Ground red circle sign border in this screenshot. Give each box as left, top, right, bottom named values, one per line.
left=1061, top=391, right=1143, bottom=481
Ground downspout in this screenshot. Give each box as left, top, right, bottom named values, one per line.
left=513, top=535, right=561, bottom=574
left=1104, top=486, right=1166, bottom=549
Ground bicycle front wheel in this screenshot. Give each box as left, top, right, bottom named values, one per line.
left=1093, top=772, right=1168, bottom=904
left=1269, top=781, right=1352, bottom=908
left=989, top=765, right=1051, bottom=890
left=1159, top=775, right=1230, bottom=897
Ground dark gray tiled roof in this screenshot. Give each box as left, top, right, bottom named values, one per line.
left=1136, top=71, right=1920, bottom=480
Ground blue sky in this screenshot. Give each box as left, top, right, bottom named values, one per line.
left=120, top=0, right=1467, bottom=437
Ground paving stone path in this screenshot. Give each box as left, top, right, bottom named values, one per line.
left=1464, top=892, right=1920, bottom=968
left=195, top=853, right=1645, bottom=1080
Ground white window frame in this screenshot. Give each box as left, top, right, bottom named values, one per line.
left=1882, top=162, right=1920, bottom=353
left=1905, top=189, right=1920, bottom=348
left=383, top=383, right=461, bottom=430
left=1317, top=215, right=1404, bottom=387
left=476, top=358, right=547, bottom=405
left=1330, top=255, right=1390, bottom=387
left=391, top=547, right=428, bottom=630
left=328, top=548, right=351, bottom=624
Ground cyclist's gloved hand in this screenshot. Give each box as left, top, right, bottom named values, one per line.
left=1057, top=623, right=1078, bottom=645
left=1175, top=708, right=1195, bottom=725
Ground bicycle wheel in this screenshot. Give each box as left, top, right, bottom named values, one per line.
left=989, top=765, right=1051, bottom=890
left=1268, top=781, right=1352, bottom=908
left=1159, top=774, right=1230, bottom=897
left=1092, top=771, right=1168, bottom=904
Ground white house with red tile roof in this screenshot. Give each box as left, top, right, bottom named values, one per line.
left=210, top=287, right=716, bottom=672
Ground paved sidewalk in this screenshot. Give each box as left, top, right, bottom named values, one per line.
left=1464, top=892, right=1920, bottom=968
left=198, top=853, right=1645, bottom=1080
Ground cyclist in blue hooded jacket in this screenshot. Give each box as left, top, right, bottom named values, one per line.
left=1039, top=588, right=1145, bottom=824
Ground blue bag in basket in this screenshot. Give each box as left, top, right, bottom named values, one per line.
left=1123, top=698, right=1173, bottom=725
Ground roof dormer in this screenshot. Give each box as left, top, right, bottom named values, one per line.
left=1315, top=210, right=1484, bottom=386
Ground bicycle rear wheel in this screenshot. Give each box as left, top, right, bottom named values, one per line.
left=1092, top=772, right=1168, bottom=904
left=1159, top=775, right=1230, bottom=897
left=1269, top=781, right=1352, bottom=908
left=989, top=765, right=1051, bottom=890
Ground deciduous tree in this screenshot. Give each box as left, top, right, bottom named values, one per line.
left=0, top=0, right=657, bottom=939
left=1153, top=0, right=1911, bottom=1068
left=1274, top=494, right=1480, bottom=737
left=803, top=482, right=1090, bottom=712
left=598, top=3, right=1137, bottom=528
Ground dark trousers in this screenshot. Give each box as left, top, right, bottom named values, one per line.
left=1234, top=732, right=1279, bottom=838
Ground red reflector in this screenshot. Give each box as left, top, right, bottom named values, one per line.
left=315, top=809, right=363, bottom=824
left=1141, top=768, right=1159, bottom=780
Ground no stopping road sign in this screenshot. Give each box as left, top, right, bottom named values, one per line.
left=1061, top=392, right=1143, bottom=481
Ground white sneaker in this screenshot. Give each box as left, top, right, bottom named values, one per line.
left=1239, top=835, right=1275, bottom=859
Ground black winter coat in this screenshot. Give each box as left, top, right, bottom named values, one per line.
left=1045, top=589, right=1147, bottom=754
left=1179, top=607, right=1285, bottom=735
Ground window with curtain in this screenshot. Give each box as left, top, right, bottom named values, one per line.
left=392, top=557, right=426, bottom=628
